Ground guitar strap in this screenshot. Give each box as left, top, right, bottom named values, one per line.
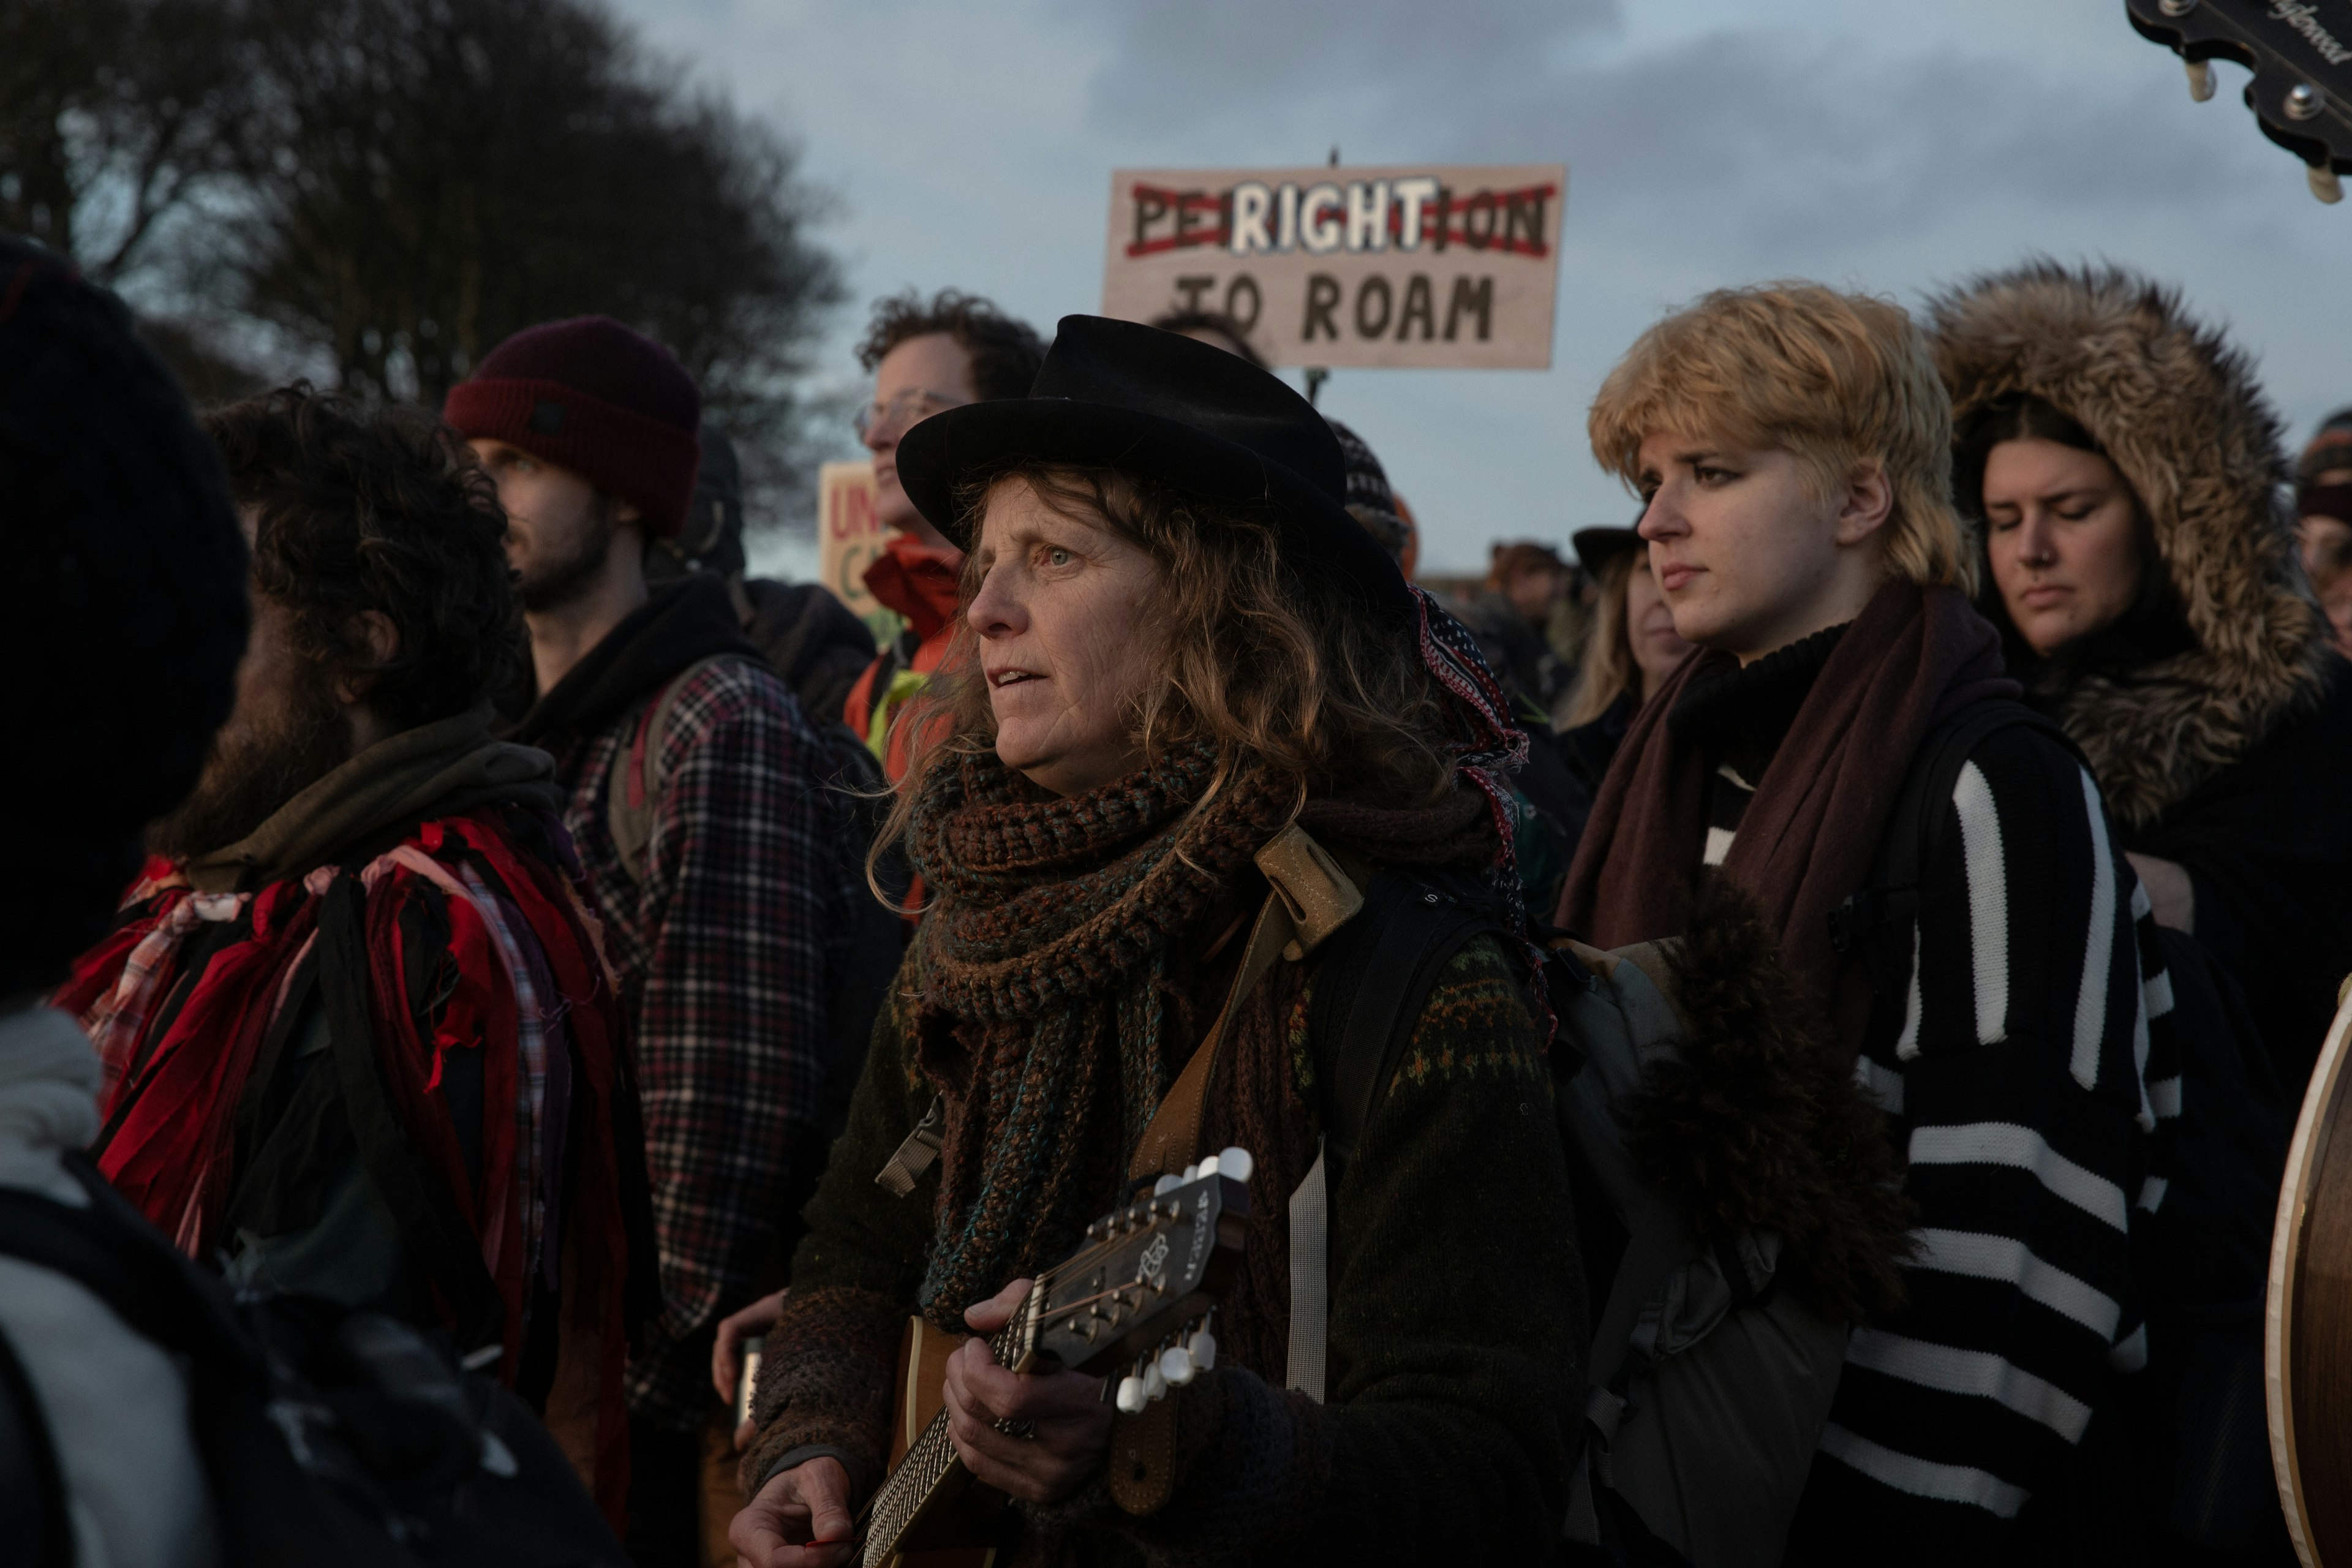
left=1109, top=823, right=1361, bottom=1517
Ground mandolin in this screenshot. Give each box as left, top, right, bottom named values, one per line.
left=2270, top=978, right=2352, bottom=1567
left=852, top=1147, right=1255, bottom=1568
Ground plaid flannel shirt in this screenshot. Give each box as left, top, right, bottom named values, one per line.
left=545, top=655, right=847, bottom=1428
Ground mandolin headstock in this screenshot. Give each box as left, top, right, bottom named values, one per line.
left=1007, top=1147, right=1254, bottom=1408
left=2128, top=0, right=2352, bottom=200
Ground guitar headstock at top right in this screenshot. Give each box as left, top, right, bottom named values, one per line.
left=2127, top=0, right=2352, bottom=202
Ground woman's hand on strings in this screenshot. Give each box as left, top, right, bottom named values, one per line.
left=945, top=1277, right=1117, bottom=1504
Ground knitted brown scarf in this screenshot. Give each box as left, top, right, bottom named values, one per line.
left=905, top=739, right=1498, bottom=1354
left=905, top=742, right=1298, bottom=1330
left=1556, top=578, right=2016, bottom=1003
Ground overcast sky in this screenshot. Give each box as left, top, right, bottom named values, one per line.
left=609, top=0, right=2352, bottom=575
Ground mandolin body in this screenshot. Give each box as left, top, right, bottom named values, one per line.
left=878, top=1317, right=1000, bottom=1568
left=2270, top=981, right=2352, bottom=1568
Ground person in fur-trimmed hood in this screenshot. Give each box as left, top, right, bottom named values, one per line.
left=1932, top=260, right=2352, bottom=1093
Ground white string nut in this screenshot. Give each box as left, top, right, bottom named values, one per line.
left=1115, top=1373, right=1148, bottom=1414
left=1187, top=1325, right=1218, bottom=1372
left=1159, top=1344, right=1196, bottom=1386
left=1144, top=1359, right=1169, bottom=1401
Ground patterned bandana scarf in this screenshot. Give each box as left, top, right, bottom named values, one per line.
left=905, top=742, right=1295, bottom=1328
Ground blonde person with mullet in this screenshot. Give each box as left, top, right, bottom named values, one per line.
left=1558, top=284, right=2178, bottom=1562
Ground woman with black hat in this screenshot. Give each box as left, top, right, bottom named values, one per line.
left=726, top=318, right=1581, bottom=1566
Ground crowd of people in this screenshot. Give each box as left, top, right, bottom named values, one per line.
left=4, top=218, right=2351, bottom=1568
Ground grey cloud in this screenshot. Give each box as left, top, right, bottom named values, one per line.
left=1068, top=0, right=1619, bottom=132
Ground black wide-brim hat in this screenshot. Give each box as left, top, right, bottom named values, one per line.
left=896, top=315, right=1415, bottom=625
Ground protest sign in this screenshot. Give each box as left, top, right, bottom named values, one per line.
left=1101, top=163, right=1566, bottom=370
left=817, top=460, right=902, bottom=644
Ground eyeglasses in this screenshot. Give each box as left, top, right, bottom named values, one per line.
left=853, top=386, right=969, bottom=441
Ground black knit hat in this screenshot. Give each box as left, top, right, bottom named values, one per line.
left=895, top=315, right=1414, bottom=624
left=0, top=234, right=249, bottom=992
left=1327, top=418, right=1411, bottom=564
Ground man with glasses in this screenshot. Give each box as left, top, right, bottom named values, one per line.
left=843, top=290, right=1048, bottom=781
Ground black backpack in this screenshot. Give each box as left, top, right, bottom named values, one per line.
left=1828, top=696, right=2294, bottom=1555
left=0, top=1154, right=627, bottom=1568
left=1308, top=870, right=1853, bottom=1567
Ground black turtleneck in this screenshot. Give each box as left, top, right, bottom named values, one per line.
left=1671, top=622, right=1851, bottom=788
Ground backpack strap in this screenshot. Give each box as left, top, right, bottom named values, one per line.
left=606, top=654, right=745, bottom=886
left=1828, top=696, right=2082, bottom=997
left=1309, top=871, right=1507, bottom=1183
left=1289, top=869, right=1507, bottom=1402
left=316, top=873, right=505, bottom=1355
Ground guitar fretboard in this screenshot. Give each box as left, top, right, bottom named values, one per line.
left=859, top=1313, right=1031, bottom=1568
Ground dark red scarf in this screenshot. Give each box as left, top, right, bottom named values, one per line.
left=1556, top=578, right=2015, bottom=1001
left=863, top=530, right=964, bottom=644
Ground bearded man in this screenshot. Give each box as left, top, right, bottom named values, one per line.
left=54, top=387, right=647, bottom=1527
left=445, top=316, right=853, bottom=1567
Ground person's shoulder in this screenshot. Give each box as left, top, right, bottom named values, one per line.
left=665, top=653, right=811, bottom=745
left=1945, top=702, right=2094, bottom=807
left=1389, top=930, right=1548, bottom=1093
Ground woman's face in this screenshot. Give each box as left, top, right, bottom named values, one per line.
left=1981, top=437, right=2147, bottom=658
left=967, top=477, right=1166, bottom=797
left=1623, top=548, right=1692, bottom=699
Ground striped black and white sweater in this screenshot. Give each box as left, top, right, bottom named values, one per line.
left=1682, top=629, right=2179, bottom=1561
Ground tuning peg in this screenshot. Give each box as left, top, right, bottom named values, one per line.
left=1115, top=1373, right=1148, bottom=1414
left=1187, top=1325, right=1218, bottom=1371
left=1144, top=1359, right=1169, bottom=1401
left=1215, top=1147, right=1254, bottom=1184
left=1153, top=1172, right=1182, bottom=1197
left=1182, top=1163, right=1200, bottom=1183
left=2310, top=164, right=2345, bottom=204
left=2185, top=59, right=2215, bottom=102
left=1159, top=1344, right=1197, bottom=1387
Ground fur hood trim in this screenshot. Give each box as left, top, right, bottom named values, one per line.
left=1627, top=877, right=1913, bottom=1323
left=1928, top=260, right=2329, bottom=827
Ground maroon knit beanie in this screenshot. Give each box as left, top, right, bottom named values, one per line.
left=443, top=315, right=702, bottom=537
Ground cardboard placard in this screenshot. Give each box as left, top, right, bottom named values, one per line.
left=817, top=460, right=903, bottom=646
left=1101, top=163, right=1567, bottom=370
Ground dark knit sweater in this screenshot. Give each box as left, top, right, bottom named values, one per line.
left=1670, top=635, right=2181, bottom=1562
left=746, top=931, right=1581, bottom=1565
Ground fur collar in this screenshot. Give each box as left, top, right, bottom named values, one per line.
left=1929, top=260, right=2330, bottom=828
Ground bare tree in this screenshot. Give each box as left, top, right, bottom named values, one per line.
left=0, top=0, right=253, bottom=285
left=224, top=0, right=843, bottom=522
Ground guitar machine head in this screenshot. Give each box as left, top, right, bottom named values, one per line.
left=2128, top=0, right=2352, bottom=202
left=1008, top=1147, right=1254, bottom=1412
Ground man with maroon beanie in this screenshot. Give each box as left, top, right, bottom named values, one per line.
left=447, top=316, right=853, bottom=1565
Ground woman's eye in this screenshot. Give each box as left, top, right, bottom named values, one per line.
left=1695, top=466, right=1732, bottom=486
left=1045, top=546, right=1072, bottom=567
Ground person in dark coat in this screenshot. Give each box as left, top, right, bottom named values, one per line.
left=1936, top=261, right=2352, bottom=1095
left=1551, top=524, right=1694, bottom=851
left=648, top=422, right=878, bottom=727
